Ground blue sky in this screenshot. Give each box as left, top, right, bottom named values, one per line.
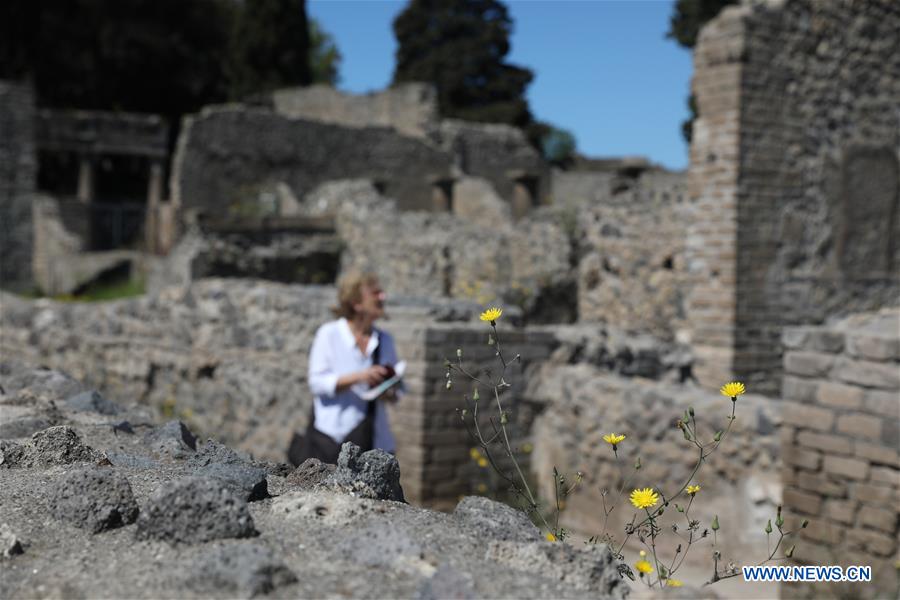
left=308, top=0, right=692, bottom=170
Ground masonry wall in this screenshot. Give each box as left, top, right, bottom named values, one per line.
left=0, top=280, right=556, bottom=509
left=687, top=0, right=900, bottom=395
left=780, top=308, right=899, bottom=599
left=0, top=81, right=36, bottom=291
left=271, top=83, right=438, bottom=139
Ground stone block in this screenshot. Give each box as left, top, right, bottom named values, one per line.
left=852, top=482, right=897, bottom=505
left=796, top=472, right=847, bottom=498
left=833, top=357, right=900, bottom=390
left=858, top=507, right=897, bottom=533
left=784, top=352, right=834, bottom=377
left=853, top=442, right=899, bottom=469
left=782, top=376, right=818, bottom=402
left=782, top=401, right=834, bottom=431
left=823, top=455, right=869, bottom=480
left=783, top=447, right=821, bottom=471
left=815, top=381, right=863, bottom=410
left=796, top=431, right=851, bottom=455
left=863, top=390, right=900, bottom=418
left=845, top=334, right=900, bottom=362
left=782, top=487, right=822, bottom=515
left=869, top=466, right=899, bottom=486
left=836, top=414, right=882, bottom=439
left=823, top=499, right=857, bottom=525
left=799, top=520, right=842, bottom=545
left=845, top=529, right=897, bottom=557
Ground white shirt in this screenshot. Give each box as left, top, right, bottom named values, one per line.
left=307, top=318, right=401, bottom=451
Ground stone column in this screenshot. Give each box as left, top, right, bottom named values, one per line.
left=145, top=159, right=164, bottom=253
left=76, top=155, right=95, bottom=203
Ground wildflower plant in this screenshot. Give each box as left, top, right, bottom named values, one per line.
left=449, top=306, right=804, bottom=588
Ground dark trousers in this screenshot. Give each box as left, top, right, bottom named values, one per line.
left=288, top=404, right=376, bottom=466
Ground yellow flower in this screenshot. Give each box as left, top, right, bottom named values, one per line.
left=686, top=484, right=701, bottom=496
left=720, top=381, right=746, bottom=398
left=545, top=532, right=557, bottom=542
left=477, top=457, right=488, bottom=468
left=635, top=560, right=653, bottom=574
left=470, top=447, right=482, bottom=460
left=521, top=442, right=533, bottom=454
left=667, top=578, right=683, bottom=587
left=602, top=433, right=626, bottom=448
left=639, top=550, right=646, bottom=557
left=479, top=307, right=503, bottom=323
left=630, top=487, right=660, bottom=509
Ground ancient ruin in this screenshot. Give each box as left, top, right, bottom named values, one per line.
left=1, top=0, right=898, bottom=598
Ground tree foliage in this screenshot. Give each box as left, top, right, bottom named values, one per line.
left=228, top=0, right=312, bottom=100
left=392, top=0, right=533, bottom=127
left=309, top=19, right=342, bottom=86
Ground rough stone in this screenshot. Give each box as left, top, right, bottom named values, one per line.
left=144, top=420, right=197, bottom=460
left=453, top=495, right=542, bottom=543
left=134, top=477, right=258, bottom=544
left=49, top=467, right=139, bottom=533
left=330, top=443, right=406, bottom=502
left=0, top=523, right=24, bottom=558
left=286, top=458, right=335, bottom=489
left=184, top=543, right=297, bottom=597
left=27, top=426, right=101, bottom=467
left=196, top=462, right=269, bottom=501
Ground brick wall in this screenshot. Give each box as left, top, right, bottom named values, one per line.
left=687, top=0, right=900, bottom=395
left=781, top=308, right=899, bottom=598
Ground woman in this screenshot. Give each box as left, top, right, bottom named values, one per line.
left=301, top=272, right=402, bottom=464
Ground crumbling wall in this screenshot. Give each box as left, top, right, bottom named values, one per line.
left=575, top=170, right=690, bottom=340
left=271, top=83, right=438, bottom=139
left=687, top=0, right=900, bottom=395
left=0, top=81, right=36, bottom=291
left=780, top=308, right=899, bottom=599
left=171, top=107, right=453, bottom=215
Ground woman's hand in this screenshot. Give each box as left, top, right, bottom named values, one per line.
left=359, top=365, right=390, bottom=387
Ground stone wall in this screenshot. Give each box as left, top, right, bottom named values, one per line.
left=780, top=308, right=899, bottom=599
left=0, top=280, right=556, bottom=509
left=528, top=364, right=782, bottom=562
left=574, top=169, right=690, bottom=340
left=271, top=83, right=438, bottom=139
left=687, top=0, right=900, bottom=395
left=171, top=106, right=453, bottom=216
left=0, top=81, right=36, bottom=291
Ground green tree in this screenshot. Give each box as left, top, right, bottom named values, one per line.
left=0, top=0, right=233, bottom=116
left=309, top=19, right=341, bottom=86
left=667, top=0, right=738, bottom=142
left=392, top=0, right=533, bottom=127
left=228, top=0, right=312, bottom=99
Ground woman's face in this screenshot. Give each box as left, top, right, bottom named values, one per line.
left=355, top=281, right=386, bottom=321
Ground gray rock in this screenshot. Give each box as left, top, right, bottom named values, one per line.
left=0, top=362, right=84, bottom=400
left=0, top=440, right=26, bottom=467
left=1, top=523, right=24, bottom=558
left=330, top=443, right=405, bottom=502
left=417, top=564, right=476, bottom=600
left=196, top=462, right=269, bottom=501
left=66, top=390, right=121, bottom=415
left=286, top=458, right=335, bottom=489
left=145, top=420, right=197, bottom=459
left=190, top=438, right=253, bottom=467
left=135, top=477, right=257, bottom=544
left=453, top=496, right=542, bottom=543
left=49, top=467, right=139, bottom=533
left=184, top=543, right=297, bottom=597
left=27, top=426, right=100, bottom=467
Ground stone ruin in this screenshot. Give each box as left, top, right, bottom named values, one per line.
left=1, top=0, right=898, bottom=597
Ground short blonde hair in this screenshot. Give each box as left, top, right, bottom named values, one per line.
left=332, top=271, right=380, bottom=319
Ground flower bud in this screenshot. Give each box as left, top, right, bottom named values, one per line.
left=676, top=504, right=684, bottom=513
left=500, top=412, right=508, bottom=425
left=785, top=545, right=795, bottom=558
left=457, top=348, right=462, bottom=358
left=689, top=406, right=695, bottom=417
left=765, top=520, right=772, bottom=534
left=634, top=457, right=641, bottom=470
left=711, top=515, right=719, bottom=531
left=488, top=335, right=495, bottom=345
left=714, top=430, right=723, bottom=442
left=473, top=388, right=480, bottom=401
left=446, top=380, right=452, bottom=390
